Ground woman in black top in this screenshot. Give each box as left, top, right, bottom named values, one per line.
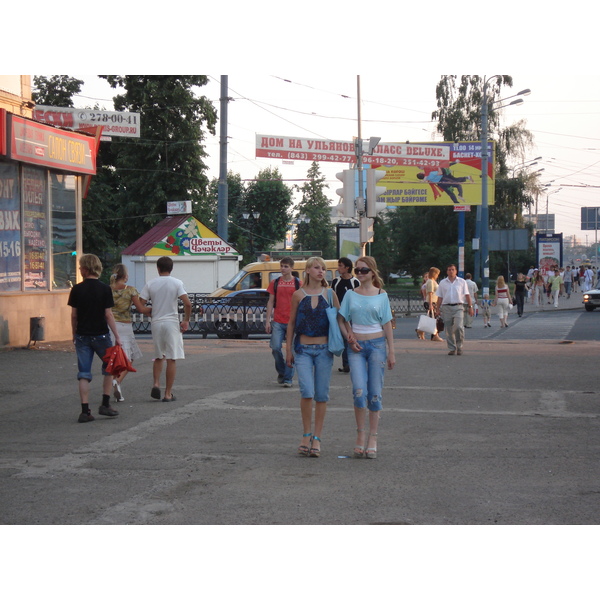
left=514, top=273, right=528, bottom=317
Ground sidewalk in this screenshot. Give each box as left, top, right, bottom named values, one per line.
left=515, top=288, right=585, bottom=314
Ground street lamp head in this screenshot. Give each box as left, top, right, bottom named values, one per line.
left=517, top=88, right=531, bottom=97
left=252, top=211, right=260, bottom=220
left=242, top=212, right=249, bottom=220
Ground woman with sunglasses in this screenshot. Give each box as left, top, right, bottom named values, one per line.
left=338, top=256, right=395, bottom=459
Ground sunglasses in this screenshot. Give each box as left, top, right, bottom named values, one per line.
left=355, top=267, right=372, bottom=275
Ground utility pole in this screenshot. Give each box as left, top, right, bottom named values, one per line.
left=217, top=76, right=229, bottom=241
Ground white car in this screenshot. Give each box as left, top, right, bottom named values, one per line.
left=583, top=285, right=600, bottom=311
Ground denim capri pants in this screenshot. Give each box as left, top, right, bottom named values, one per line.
left=293, top=343, right=333, bottom=402
left=347, top=336, right=386, bottom=412
left=74, top=333, right=113, bottom=381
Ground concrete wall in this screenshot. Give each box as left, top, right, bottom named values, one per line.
left=0, top=291, right=72, bottom=347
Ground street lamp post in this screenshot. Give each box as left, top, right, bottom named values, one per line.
left=242, top=210, right=260, bottom=260
left=545, top=188, right=561, bottom=234
left=480, top=76, right=531, bottom=296
left=293, top=214, right=311, bottom=251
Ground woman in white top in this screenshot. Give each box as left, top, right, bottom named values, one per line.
left=493, top=275, right=512, bottom=328
left=338, top=256, right=395, bottom=459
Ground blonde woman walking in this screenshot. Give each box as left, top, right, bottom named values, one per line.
left=109, top=264, right=151, bottom=401
left=493, top=275, right=512, bottom=328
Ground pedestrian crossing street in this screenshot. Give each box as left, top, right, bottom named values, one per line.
left=483, top=311, right=581, bottom=340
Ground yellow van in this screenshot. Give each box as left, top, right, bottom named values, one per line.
left=209, top=256, right=340, bottom=297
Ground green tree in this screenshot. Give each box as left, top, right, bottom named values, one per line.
left=428, top=75, right=536, bottom=277
left=32, top=75, right=119, bottom=264
left=244, top=167, right=293, bottom=258
left=100, top=75, right=217, bottom=244
left=32, top=75, right=83, bottom=107
left=293, top=162, right=335, bottom=257
left=207, top=171, right=246, bottom=246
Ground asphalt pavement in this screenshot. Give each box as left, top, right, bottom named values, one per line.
left=1, top=284, right=599, bottom=527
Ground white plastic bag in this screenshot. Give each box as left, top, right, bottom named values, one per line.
left=417, top=314, right=437, bottom=335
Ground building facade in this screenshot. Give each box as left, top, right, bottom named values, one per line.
left=0, top=76, right=97, bottom=347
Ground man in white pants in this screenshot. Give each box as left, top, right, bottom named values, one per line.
left=141, top=256, right=192, bottom=402
left=435, top=264, right=474, bottom=356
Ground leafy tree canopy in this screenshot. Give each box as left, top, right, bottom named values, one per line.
left=243, top=167, right=293, bottom=259
left=32, top=75, right=83, bottom=107
left=99, top=75, right=217, bottom=243
left=294, top=162, right=335, bottom=258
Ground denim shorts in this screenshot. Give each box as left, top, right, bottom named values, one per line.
left=74, top=333, right=113, bottom=381
left=347, top=336, right=387, bottom=411
left=293, top=344, right=333, bottom=402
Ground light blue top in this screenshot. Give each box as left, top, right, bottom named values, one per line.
left=339, top=289, right=393, bottom=326
left=426, top=172, right=443, bottom=183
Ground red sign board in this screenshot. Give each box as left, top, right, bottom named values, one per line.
left=0, top=109, right=6, bottom=156
left=7, top=113, right=96, bottom=174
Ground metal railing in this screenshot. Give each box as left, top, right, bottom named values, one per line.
left=131, top=291, right=425, bottom=338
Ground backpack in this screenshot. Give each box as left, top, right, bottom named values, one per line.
left=273, top=276, right=300, bottom=308
left=332, top=276, right=360, bottom=294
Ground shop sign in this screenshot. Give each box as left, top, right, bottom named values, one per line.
left=8, top=114, right=96, bottom=175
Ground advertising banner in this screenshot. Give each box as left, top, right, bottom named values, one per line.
left=536, top=232, right=563, bottom=276
left=9, top=114, right=96, bottom=175
left=145, top=217, right=239, bottom=256
left=256, top=136, right=494, bottom=207
left=34, top=106, right=141, bottom=138
left=0, top=163, right=21, bottom=291
left=336, top=225, right=360, bottom=263
left=22, top=166, right=48, bottom=289
left=256, top=134, right=450, bottom=167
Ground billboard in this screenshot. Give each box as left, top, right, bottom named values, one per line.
left=581, top=207, right=600, bottom=231
left=256, top=136, right=493, bottom=207
left=8, top=114, right=97, bottom=175
left=34, top=106, right=141, bottom=138
left=536, top=232, right=563, bottom=273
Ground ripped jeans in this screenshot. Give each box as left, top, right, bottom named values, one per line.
left=347, top=336, right=386, bottom=412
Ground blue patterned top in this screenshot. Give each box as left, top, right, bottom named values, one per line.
left=295, top=289, right=329, bottom=338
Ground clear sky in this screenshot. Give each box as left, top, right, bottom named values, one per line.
left=73, top=73, right=600, bottom=247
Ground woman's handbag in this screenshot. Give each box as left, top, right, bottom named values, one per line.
left=326, top=288, right=345, bottom=356
left=417, top=313, right=437, bottom=335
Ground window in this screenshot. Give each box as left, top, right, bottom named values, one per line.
left=22, top=166, right=48, bottom=290
left=0, top=163, right=20, bottom=292
left=50, top=173, right=76, bottom=289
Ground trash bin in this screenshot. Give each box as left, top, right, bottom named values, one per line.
left=28, top=316, right=45, bottom=348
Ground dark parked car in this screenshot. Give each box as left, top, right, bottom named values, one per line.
left=198, top=289, right=269, bottom=337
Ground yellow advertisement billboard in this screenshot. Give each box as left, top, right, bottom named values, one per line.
left=379, top=141, right=495, bottom=207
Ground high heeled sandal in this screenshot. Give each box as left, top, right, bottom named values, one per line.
left=354, top=428, right=366, bottom=458
left=366, top=433, right=378, bottom=460
left=298, top=432, right=312, bottom=456
left=309, top=435, right=321, bottom=458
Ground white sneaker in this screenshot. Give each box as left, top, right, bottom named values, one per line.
left=113, top=380, right=124, bottom=402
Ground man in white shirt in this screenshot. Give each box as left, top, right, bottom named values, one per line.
left=141, top=256, right=192, bottom=402
left=435, top=264, right=473, bottom=356
left=463, top=273, right=478, bottom=328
